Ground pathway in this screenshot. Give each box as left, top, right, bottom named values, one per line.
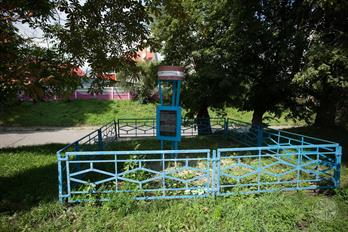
left=0, top=125, right=296, bottom=148
left=0, top=126, right=98, bottom=148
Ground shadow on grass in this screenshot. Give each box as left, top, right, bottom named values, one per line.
left=284, top=126, right=348, bottom=166
left=0, top=99, right=118, bottom=127
left=0, top=144, right=64, bottom=214
left=0, top=137, right=237, bottom=214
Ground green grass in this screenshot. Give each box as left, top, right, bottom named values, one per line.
left=0, top=100, right=303, bottom=127
left=1, top=137, right=348, bottom=231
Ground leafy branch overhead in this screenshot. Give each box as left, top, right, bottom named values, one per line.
left=46, top=0, right=153, bottom=71
left=1, top=0, right=155, bottom=108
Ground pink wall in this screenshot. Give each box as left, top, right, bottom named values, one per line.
left=71, top=90, right=131, bottom=100
left=19, top=89, right=132, bottom=102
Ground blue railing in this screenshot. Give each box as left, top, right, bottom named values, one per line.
left=61, top=149, right=211, bottom=202
left=215, top=144, right=341, bottom=196
left=57, top=118, right=342, bottom=203
left=117, top=117, right=226, bottom=138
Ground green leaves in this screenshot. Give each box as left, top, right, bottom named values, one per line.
left=1, top=0, right=154, bottom=110
left=54, top=0, right=151, bottom=72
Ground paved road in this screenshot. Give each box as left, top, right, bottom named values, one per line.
left=0, top=125, right=296, bottom=148
left=0, top=126, right=98, bottom=148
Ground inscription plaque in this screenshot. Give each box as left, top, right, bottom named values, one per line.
left=159, top=110, right=177, bottom=136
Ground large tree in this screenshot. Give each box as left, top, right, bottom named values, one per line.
left=290, top=0, right=348, bottom=127
left=152, top=0, right=314, bottom=127
left=223, top=0, right=316, bottom=126
left=151, top=0, right=239, bottom=120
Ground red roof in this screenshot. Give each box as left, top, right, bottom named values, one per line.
left=72, top=67, right=86, bottom=77
left=135, top=48, right=155, bottom=62
left=97, top=73, right=117, bottom=81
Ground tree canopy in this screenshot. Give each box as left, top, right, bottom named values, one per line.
left=152, top=0, right=347, bottom=127
left=151, top=0, right=239, bottom=119
left=1, top=0, right=347, bottom=128
left=1, top=0, right=153, bottom=109
left=289, top=0, right=348, bottom=127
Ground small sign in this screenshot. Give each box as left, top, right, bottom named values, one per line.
left=159, top=110, right=177, bottom=136
left=156, top=106, right=181, bottom=141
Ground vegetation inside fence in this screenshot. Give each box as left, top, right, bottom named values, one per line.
left=1, top=140, right=348, bottom=231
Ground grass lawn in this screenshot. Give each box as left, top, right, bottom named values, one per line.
left=0, top=100, right=303, bottom=127
left=1, top=136, right=348, bottom=231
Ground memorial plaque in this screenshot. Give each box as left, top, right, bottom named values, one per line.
left=156, top=106, right=181, bottom=141
left=159, top=110, right=177, bottom=136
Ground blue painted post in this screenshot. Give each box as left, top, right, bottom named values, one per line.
left=98, top=129, right=103, bottom=151
left=314, top=146, right=319, bottom=181
left=296, top=146, right=303, bottom=189
left=171, top=81, right=176, bottom=105
left=176, top=80, right=181, bottom=106
left=159, top=80, right=163, bottom=105
left=114, top=154, right=118, bottom=192
left=257, top=126, right=263, bottom=147
left=161, top=151, right=166, bottom=196
left=257, top=148, right=261, bottom=193
left=335, top=146, right=342, bottom=188
left=206, top=150, right=210, bottom=197
left=216, top=150, right=221, bottom=196
left=66, top=156, right=71, bottom=201
left=212, top=150, right=216, bottom=198
left=57, top=152, right=63, bottom=203
left=74, top=141, right=80, bottom=172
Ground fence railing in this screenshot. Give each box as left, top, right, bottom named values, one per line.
left=58, top=144, right=341, bottom=203
left=117, top=117, right=226, bottom=138
left=59, top=149, right=211, bottom=202
left=215, top=144, right=341, bottom=196
left=57, top=117, right=342, bottom=203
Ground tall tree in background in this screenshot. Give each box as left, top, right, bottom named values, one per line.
left=152, top=0, right=314, bottom=127
left=290, top=0, right=348, bottom=127
left=152, top=1, right=239, bottom=122
left=224, top=0, right=315, bottom=126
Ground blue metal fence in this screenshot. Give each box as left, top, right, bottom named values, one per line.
left=215, top=144, right=341, bottom=196
left=117, top=117, right=226, bottom=138
left=57, top=118, right=342, bottom=203
left=60, top=149, right=211, bottom=202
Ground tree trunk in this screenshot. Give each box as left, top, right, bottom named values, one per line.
left=251, top=108, right=266, bottom=127
left=314, top=97, right=337, bottom=128
left=197, top=102, right=212, bottom=135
